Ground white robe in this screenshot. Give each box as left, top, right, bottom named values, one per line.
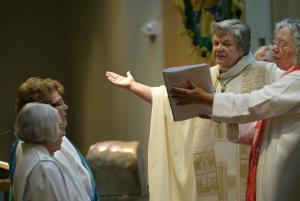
left=148, top=53, right=279, bottom=201
left=15, top=137, right=93, bottom=199
left=212, top=70, right=300, bottom=201
left=13, top=143, right=91, bottom=201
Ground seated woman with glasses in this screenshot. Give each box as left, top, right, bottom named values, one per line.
left=9, top=77, right=98, bottom=201
left=12, top=103, right=91, bottom=201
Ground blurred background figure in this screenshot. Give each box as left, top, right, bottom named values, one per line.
left=254, top=45, right=274, bottom=62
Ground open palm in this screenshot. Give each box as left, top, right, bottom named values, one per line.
left=106, top=71, right=134, bottom=89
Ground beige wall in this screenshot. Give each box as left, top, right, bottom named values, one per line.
left=245, top=0, right=272, bottom=52
left=0, top=0, right=165, bottom=179
left=62, top=0, right=165, bottom=176
left=245, top=0, right=300, bottom=53
left=0, top=1, right=67, bottom=161
left=271, top=0, right=300, bottom=27
left=162, top=0, right=196, bottom=67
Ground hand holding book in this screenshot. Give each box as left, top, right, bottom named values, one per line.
left=162, top=64, right=214, bottom=121
left=171, top=79, right=214, bottom=105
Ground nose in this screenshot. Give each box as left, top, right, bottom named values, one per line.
left=272, top=45, right=279, bottom=54
left=61, top=131, right=66, bottom=136
left=214, top=44, right=224, bottom=52
left=63, top=103, right=68, bottom=110
left=60, top=127, right=66, bottom=136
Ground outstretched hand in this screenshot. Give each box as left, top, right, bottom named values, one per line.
left=106, top=71, right=134, bottom=89
left=106, top=70, right=152, bottom=103
left=171, top=79, right=214, bottom=105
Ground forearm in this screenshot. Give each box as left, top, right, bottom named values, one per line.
left=201, top=93, right=214, bottom=105
left=128, top=81, right=152, bottom=104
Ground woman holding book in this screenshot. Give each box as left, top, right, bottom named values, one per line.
left=106, top=19, right=278, bottom=201
left=171, top=18, right=300, bottom=201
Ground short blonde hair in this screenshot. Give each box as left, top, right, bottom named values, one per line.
left=16, top=77, right=64, bottom=113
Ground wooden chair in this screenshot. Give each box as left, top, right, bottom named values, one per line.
left=0, top=161, right=10, bottom=201
left=86, top=141, right=148, bottom=201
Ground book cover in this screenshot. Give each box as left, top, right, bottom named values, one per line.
left=162, top=63, right=213, bottom=121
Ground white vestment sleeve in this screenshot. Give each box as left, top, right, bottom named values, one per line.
left=148, top=86, right=197, bottom=201
left=212, top=72, right=300, bottom=123
left=23, top=161, right=71, bottom=201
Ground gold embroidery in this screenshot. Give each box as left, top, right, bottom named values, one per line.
left=194, top=63, right=267, bottom=201
left=194, top=150, right=219, bottom=198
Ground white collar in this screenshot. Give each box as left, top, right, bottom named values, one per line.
left=217, top=52, right=255, bottom=80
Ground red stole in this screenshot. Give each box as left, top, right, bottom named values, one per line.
left=245, top=66, right=300, bottom=201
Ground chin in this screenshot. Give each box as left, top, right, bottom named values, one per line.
left=218, top=64, right=231, bottom=69
left=216, top=62, right=224, bottom=66
left=276, top=62, right=289, bottom=70
left=55, top=144, right=62, bottom=151
left=63, top=120, right=68, bottom=127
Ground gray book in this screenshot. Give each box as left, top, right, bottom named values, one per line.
left=162, top=63, right=213, bottom=121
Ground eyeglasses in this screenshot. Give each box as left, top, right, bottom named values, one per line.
left=273, top=39, right=288, bottom=51
left=59, top=124, right=66, bottom=132
left=51, top=99, right=65, bottom=108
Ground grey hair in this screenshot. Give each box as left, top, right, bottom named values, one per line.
left=14, top=103, right=61, bottom=143
left=211, top=19, right=251, bottom=55
left=275, top=18, right=300, bottom=65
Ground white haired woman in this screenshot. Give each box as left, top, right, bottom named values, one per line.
left=12, top=103, right=90, bottom=201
